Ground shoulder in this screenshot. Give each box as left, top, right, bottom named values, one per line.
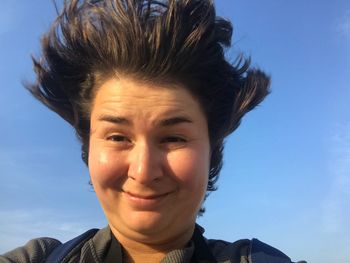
left=0, top=237, right=61, bottom=263
left=207, top=238, right=294, bottom=263
left=249, top=238, right=293, bottom=263
left=0, top=228, right=108, bottom=263
left=206, top=238, right=250, bottom=263
left=45, top=227, right=112, bottom=263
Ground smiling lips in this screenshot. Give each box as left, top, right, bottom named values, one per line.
left=124, top=191, right=169, bottom=199
left=122, top=190, right=171, bottom=209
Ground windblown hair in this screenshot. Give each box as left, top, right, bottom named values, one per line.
left=28, top=0, right=270, bottom=195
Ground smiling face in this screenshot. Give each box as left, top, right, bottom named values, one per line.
left=88, top=76, right=210, bottom=246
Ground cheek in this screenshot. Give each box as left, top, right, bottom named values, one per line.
left=167, top=148, right=210, bottom=191
left=88, top=146, right=125, bottom=188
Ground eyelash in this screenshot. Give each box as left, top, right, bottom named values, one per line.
left=106, top=135, right=187, bottom=144
left=106, top=135, right=130, bottom=142
left=160, top=136, right=187, bottom=144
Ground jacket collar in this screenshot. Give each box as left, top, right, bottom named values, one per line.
left=90, top=224, right=217, bottom=263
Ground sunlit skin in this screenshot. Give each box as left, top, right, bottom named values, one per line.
left=88, top=76, right=210, bottom=262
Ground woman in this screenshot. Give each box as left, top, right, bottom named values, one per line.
left=1, top=0, right=302, bottom=262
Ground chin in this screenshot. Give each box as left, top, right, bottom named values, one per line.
left=124, top=210, right=173, bottom=235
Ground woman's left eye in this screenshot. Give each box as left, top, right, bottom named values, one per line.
left=161, top=136, right=187, bottom=143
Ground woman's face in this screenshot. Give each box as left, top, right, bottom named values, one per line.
left=88, top=76, right=210, bottom=244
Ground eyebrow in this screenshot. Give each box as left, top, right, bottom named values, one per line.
left=158, top=116, right=193, bottom=127
left=97, top=114, right=193, bottom=127
left=98, top=115, right=131, bottom=126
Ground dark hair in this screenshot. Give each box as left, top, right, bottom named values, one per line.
left=28, top=0, right=270, bottom=197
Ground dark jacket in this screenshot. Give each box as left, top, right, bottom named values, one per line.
left=0, top=225, right=300, bottom=263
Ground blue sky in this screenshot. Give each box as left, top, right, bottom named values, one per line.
left=0, top=0, right=349, bottom=262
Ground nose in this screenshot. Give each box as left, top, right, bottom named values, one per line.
left=127, top=140, right=163, bottom=183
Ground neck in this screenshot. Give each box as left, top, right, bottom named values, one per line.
left=110, top=225, right=195, bottom=263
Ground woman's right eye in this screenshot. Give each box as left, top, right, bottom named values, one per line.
left=106, top=135, right=129, bottom=142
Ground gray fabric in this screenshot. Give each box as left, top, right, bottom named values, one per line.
left=160, top=241, right=194, bottom=263
left=54, top=227, right=111, bottom=263
left=0, top=237, right=61, bottom=263
left=87, top=227, right=111, bottom=262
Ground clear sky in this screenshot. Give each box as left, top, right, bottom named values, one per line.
left=0, top=0, right=349, bottom=262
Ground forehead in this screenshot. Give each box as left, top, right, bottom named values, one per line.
left=90, top=76, right=206, bottom=122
